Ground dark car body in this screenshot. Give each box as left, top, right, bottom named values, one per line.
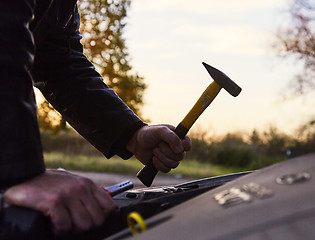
left=2, top=153, right=315, bottom=240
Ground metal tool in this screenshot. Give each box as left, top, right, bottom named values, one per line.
left=103, top=180, right=134, bottom=196
left=137, top=62, right=242, bottom=187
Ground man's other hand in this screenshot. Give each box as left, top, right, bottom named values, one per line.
left=4, top=169, right=116, bottom=235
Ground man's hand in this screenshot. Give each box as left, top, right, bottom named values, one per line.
left=4, top=169, right=116, bottom=235
left=127, top=124, right=192, bottom=173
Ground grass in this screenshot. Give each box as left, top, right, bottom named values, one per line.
left=44, top=152, right=245, bottom=179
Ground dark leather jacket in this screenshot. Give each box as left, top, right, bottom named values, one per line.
left=0, top=0, right=145, bottom=188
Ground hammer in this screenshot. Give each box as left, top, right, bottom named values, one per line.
left=137, top=62, right=242, bottom=187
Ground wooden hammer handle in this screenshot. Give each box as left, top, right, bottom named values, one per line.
left=136, top=124, right=188, bottom=187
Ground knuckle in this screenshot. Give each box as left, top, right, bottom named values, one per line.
left=159, top=125, right=170, bottom=131
left=71, top=180, right=91, bottom=194
left=48, top=191, right=64, bottom=208
left=183, top=137, right=192, bottom=151
left=160, top=126, right=175, bottom=136
left=70, top=184, right=85, bottom=195
left=81, top=177, right=94, bottom=186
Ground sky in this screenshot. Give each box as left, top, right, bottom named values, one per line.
left=123, top=0, right=315, bottom=137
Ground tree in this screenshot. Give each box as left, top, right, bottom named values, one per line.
left=296, top=118, right=315, bottom=151
left=275, top=0, right=315, bottom=95
left=78, top=0, right=146, bottom=116
left=262, top=126, right=289, bottom=157
left=37, top=99, right=65, bottom=132
left=37, top=0, right=147, bottom=131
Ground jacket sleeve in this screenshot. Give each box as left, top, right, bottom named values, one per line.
left=0, top=1, right=45, bottom=189
left=31, top=6, right=146, bottom=159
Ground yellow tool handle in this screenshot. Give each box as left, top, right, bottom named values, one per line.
left=137, top=81, right=222, bottom=187
left=180, top=81, right=221, bottom=129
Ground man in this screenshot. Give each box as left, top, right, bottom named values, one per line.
left=0, top=0, right=191, bottom=235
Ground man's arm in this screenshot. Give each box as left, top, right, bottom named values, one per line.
left=0, top=0, right=45, bottom=189
left=31, top=6, right=146, bottom=160
left=31, top=5, right=191, bottom=171
left=1, top=2, right=116, bottom=235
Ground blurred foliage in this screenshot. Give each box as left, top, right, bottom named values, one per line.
left=44, top=152, right=242, bottom=178
left=41, top=130, right=101, bottom=156
left=37, top=100, right=66, bottom=132
left=274, top=0, right=315, bottom=95
left=295, top=117, right=315, bottom=152
left=186, top=118, right=315, bottom=170
left=78, top=0, right=146, bottom=116
left=41, top=117, right=315, bottom=171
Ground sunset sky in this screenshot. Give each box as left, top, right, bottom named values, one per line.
left=123, top=0, right=315, bottom=137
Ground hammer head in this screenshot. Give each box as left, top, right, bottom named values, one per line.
left=202, top=62, right=241, bottom=97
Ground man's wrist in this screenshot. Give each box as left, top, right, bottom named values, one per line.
left=126, top=128, right=140, bottom=154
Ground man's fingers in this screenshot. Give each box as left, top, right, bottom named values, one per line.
left=155, top=126, right=184, bottom=154
left=70, top=196, right=105, bottom=230
left=154, top=142, right=184, bottom=162
left=152, top=156, right=173, bottom=173
left=42, top=182, right=94, bottom=233
left=92, top=186, right=116, bottom=220
left=83, top=197, right=106, bottom=227
left=159, top=125, right=191, bottom=153
left=50, top=183, right=116, bottom=234
left=46, top=195, right=73, bottom=234
left=65, top=199, right=94, bottom=232
left=182, top=135, right=192, bottom=151
left=67, top=179, right=115, bottom=230
left=152, top=146, right=181, bottom=173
